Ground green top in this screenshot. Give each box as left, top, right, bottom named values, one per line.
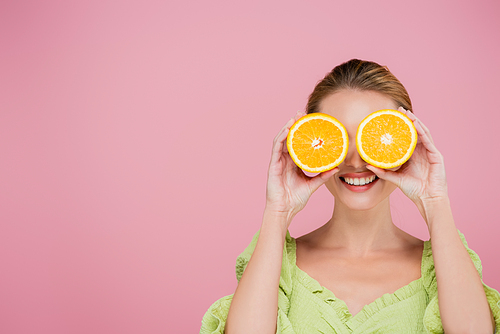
left=200, top=229, right=500, bottom=333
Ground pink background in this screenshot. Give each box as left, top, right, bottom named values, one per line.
left=1, top=1, right=499, bottom=333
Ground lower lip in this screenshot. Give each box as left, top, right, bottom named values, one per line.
left=340, top=177, right=379, bottom=192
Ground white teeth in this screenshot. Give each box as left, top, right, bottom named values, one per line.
left=342, top=175, right=376, bottom=186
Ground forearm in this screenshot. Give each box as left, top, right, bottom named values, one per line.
left=225, top=209, right=290, bottom=334
left=424, top=197, right=494, bottom=333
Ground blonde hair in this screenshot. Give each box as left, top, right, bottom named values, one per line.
left=306, top=59, right=412, bottom=114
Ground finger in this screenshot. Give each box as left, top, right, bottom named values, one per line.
left=272, top=112, right=308, bottom=165
left=398, top=106, right=412, bottom=117
left=398, top=108, right=441, bottom=162
left=278, top=112, right=306, bottom=153
left=399, top=107, right=434, bottom=144
left=308, top=167, right=339, bottom=192
left=274, top=110, right=306, bottom=144
left=415, top=118, right=434, bottom=144
left=399, top=107, right=419, bottom=126
left=296, top=110, right=307, bottom=120
left=400, top=107, right=421, bottom=130
left=399, top=108, right=427, bottom=142
left=366, top=165, right=402, bottom=188
left=398, top=106, right=408, bottom=114
left=279, top=126, right=292, bottom=155
left=399, top=107, right=423, bottom=145
left=270, top=118, right=295, bottom=165
left=273, top=117, right=295, bottom=144
left=414, top=120, right=440, bottom=156
left=407, top=111, right=432, bottom=143
left=406, top=109, right=430, bottom=134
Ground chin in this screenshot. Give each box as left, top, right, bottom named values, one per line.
left=338, top=196, right=382, bottom=211
left=329, top=180, right=395, bottom=211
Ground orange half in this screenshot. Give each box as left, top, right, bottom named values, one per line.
left=286, top=113, right=348, bottom=173
left=356, top=109, right=417, bottom=169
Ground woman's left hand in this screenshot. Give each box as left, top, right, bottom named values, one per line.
left=366, top=107, right=449, bottom=213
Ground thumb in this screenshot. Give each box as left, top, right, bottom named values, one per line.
left=308, top=167, right=339, bottom=193
left=366, top=165, right=402, bottom=188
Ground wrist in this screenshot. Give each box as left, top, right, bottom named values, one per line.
left=419, top=196, right=453, bottom=232
left=264, top=202, right=298, bottom=219
left=421, top=195, right=451, bottom=211
left=262, top=206, right=295, bottom=234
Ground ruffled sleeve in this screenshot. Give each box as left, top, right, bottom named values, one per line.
left=421, top=229, right=500, bottom=333
left=200, top=230, right=296, bottom=334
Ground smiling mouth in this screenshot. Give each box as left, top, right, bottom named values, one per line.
left=339, top=175, right=379, bottom=186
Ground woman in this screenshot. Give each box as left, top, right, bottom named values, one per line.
left=201, top=59, right=500, bottom=333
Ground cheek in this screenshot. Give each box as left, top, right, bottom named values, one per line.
left=380, top=178, right=399, bottom=195
left=325, top=177, right=339, bottom=195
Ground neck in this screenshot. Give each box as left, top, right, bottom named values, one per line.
left=318, top=197, right=401, bottom=256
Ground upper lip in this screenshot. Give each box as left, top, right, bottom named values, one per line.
left=338, top=172, right=376, bottom=178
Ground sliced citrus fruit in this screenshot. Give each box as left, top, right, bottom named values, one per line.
left=356, top=109, right=417, bottom=169
left=286, top=113, right=348, bottom=173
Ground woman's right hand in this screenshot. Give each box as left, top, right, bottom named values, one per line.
left=265, top=111, right=339, bottom=225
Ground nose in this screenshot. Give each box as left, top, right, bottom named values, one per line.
left=342, top=139, right=366, bottom=169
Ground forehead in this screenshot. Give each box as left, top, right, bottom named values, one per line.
left=318, top=90, right=399, bottom=129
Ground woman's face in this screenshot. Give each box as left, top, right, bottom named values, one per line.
left=320, top=89, right=401, bottom=210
